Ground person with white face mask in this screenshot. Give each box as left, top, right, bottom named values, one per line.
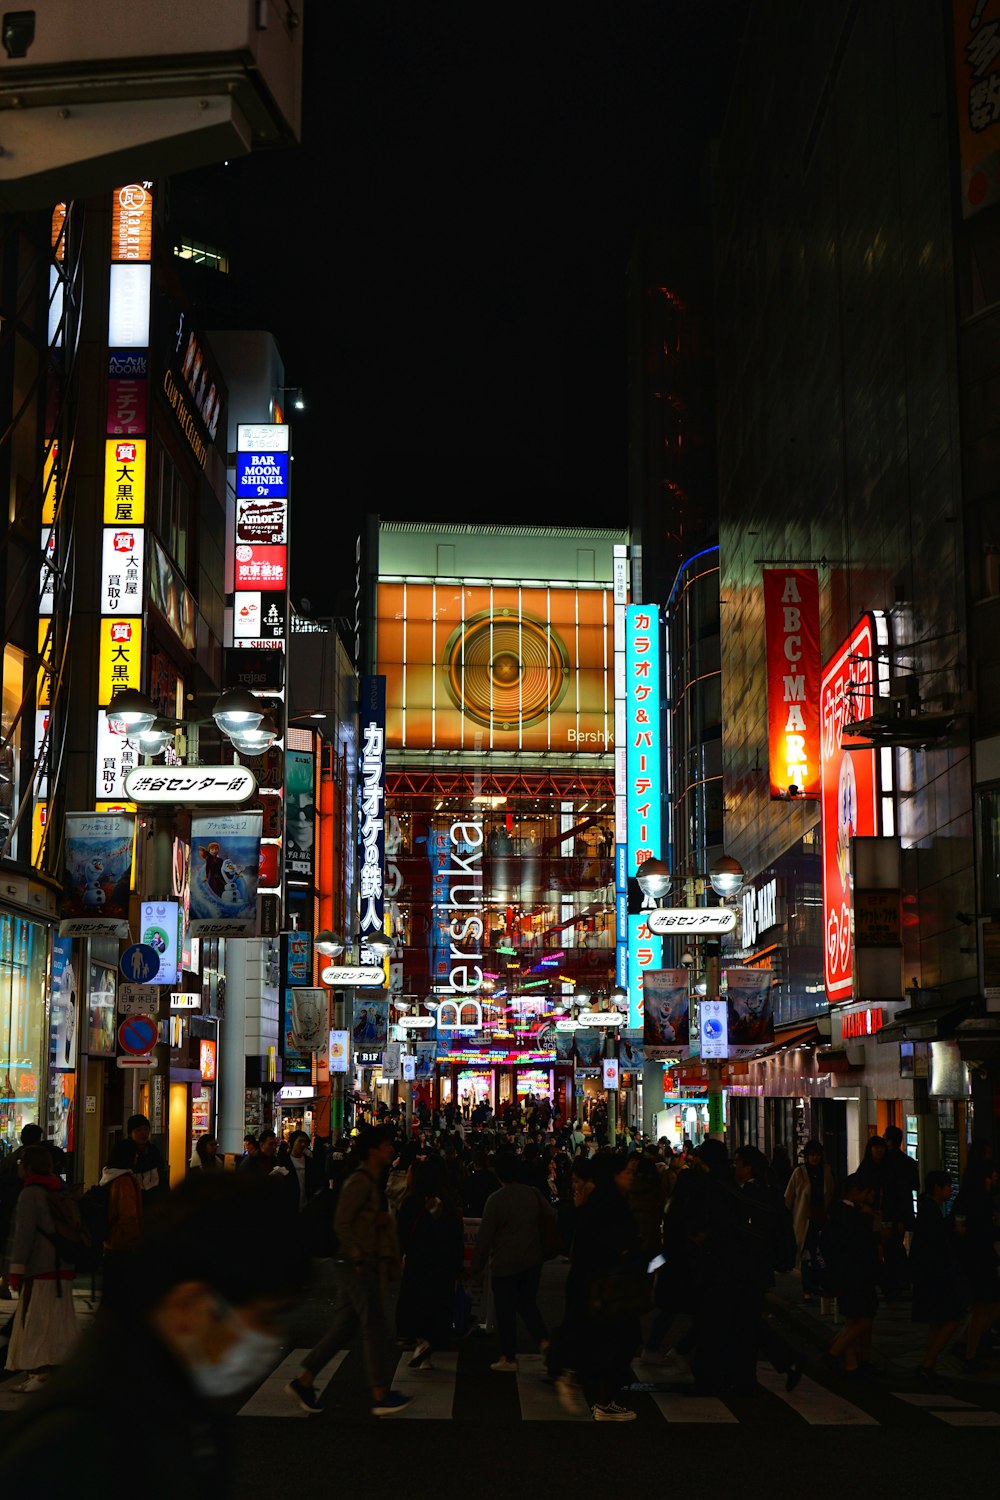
left=3, top=1175, right=307, bottom=1498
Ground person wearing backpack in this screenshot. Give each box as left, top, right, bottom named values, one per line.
left=97, top=1140, right=144, bottom=1303
left=3, top=1144, right=78, bottom=1393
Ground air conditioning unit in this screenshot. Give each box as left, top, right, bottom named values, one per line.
left=0, top=1, right=303, bottom=209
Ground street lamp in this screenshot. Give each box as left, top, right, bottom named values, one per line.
left=106, top=688, right=158, bottom=735
left=314, top=930, right=345, bottom=958
left=709, top=855, right=745, bottom=900
left=636, top=857, right=672, bottom=902
left=228, top=713, right=279, bottom=756
left=211, top=687, right=266, bottom=737
left=361, top=931, right=393, bottom=959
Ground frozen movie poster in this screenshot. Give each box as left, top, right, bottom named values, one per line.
left=289, top=988, right=327, bottom=1052
left=189, top=812, right=262, bottom=936
left=554, top=1029, right=575, bottom=1063
left=574, top=1027, right=602, bottom=1067
left=351, top=998, right=389, bottom=1052
left=49, top=935, right=77, bottom=1072
left=60, top=812, right=134, bottom=936
left=87, top=964, right=117, bottom=1058
left=619, top=1030, right=645, bottom=1070
left=725, top=967, right=775, bottom=1056
left=643, top=969, right=693, bottom=1058
left=414, top=1040, right=436, bottom=1080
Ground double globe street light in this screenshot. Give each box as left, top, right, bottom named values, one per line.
left=105, top=685, right=281, bottom=759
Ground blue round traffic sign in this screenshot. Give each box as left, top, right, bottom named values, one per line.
left=120, top=943, right=160, bottom=984
left=118, top=1015, right=158, bottom=1055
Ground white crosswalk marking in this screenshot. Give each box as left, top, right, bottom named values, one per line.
left=389, top=1349, right=458, bottom=1418
left=516, top=1354, right=590, bottom=1421
left=893, top=1393, right=1000, bottom=1427
left=238, top=1348, right=345, bottom=1417
left=649, top=1392, right=738, bottom=1423
left=893, top=1393, right=978, bottom=1409
left=930, top=1411, right=1000, bottom=1426
left=756, top=1367, right=878, bottom=1425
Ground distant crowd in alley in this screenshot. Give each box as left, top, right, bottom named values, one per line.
left=1, top=1100, right=999, bottom=1491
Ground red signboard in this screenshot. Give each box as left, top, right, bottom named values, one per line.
left=235, top=544, right=287, bottom=589
left=820, top=614, right=882, bottom=1003
left=764, top=568, right=821, bottom=799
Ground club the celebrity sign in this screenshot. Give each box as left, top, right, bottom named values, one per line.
left=764, top=568, right=821, bottom=800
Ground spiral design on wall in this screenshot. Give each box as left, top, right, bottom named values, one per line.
left=442, top=607, right=570, bottom=728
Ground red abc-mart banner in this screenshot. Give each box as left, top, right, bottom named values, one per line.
left=763, top=568, right=821, bottom=800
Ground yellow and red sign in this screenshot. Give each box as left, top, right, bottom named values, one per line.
left=98, top=618, right=143, bottom=706
left=764, top=568, right=821, bottom=800
left=953, top=1, right=1000, bottom=217
left=103, top=439, right=146, bottom=524
left=820, top=614, right=883, bottom=1003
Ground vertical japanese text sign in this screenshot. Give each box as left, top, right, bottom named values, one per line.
left=625, top=605, right=663, bottom=1026
left=358, top=676, right=387, bottom=972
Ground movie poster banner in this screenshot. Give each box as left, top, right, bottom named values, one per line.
left=574, top=1027, right=602, bottom=1068
left=619, top=1030, right=645, bottom=1070
left=414, top=1040, right=436, bottom=1081
left=289, top=988, right=328, bottom=1053
left=189, top=812, right=262, bottom=936
left=724, top=967, right=776, bottom=1057
left=643, top=969, right=693, bottom=1057
left=352, top=998, right=389, bottom=1053
left=60, top=812, right=135, bottom=937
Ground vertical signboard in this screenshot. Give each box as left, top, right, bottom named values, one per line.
left=764, top=568, right=821, bottom=799
left=820, top=612, right=892, bottom=1004
left=953, top=0, right=1000, bottom=218
left=358, top=676, right=387, bottom=975
left=625, top=605, right=663, bottom=1024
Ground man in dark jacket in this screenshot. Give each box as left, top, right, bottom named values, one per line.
left=471, top=1151, right=555, bottom=1372
left=127, top=1114, right=169, bottom=1202
left=733, top=1145, right=803, bottom=1390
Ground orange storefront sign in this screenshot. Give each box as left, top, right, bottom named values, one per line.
left=376, top=581, right=613, bottom=752
left=111, top=183, right=153, bottom=262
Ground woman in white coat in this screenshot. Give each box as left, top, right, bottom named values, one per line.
left=784, top=1140, right=835, bottom=1303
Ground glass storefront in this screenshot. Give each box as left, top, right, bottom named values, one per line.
left=0, top=913, right=49, bottom=1157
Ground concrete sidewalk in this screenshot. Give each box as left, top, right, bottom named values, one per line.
left=766, top=1270, right=1000, bottom=1388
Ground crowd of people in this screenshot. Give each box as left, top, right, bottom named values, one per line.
left=3, top=1108, right=1000, bottom=1442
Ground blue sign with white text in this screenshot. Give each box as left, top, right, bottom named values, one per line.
left=236, top=450, right=289, bottom=498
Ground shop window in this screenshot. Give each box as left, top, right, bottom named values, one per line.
left=155, top=446, right=190, bottom=577
left=0, top=645, right=24, bottom=860
left=0, top=914, right=48, bottom=1152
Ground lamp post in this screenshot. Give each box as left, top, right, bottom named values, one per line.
left=637, top=853, right=745, bottom=1144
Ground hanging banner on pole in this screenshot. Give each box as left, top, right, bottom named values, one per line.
left=189, top=811, right=263, bottom=936
left=643, top=969, right=693, bottom=1058
left=724, top=967, right=775, bottom=1056
left=764, top=568, right=821, bottom=800
left=60, top=812, right=135, bottom=936
left=288, top=988, right=328, bottom=1053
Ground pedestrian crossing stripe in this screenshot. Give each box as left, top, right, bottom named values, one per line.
left=231, top=1346, right=1000, bottom=1427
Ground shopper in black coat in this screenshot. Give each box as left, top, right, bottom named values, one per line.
left=909, top=1170, right=964, bottom=1385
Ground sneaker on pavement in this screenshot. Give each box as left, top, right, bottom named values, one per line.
left=490, top=1357, right=519, bottom=1373
left=593, top=1401, right=637, bottom=1422
left=372, top=1391, right=414, bottom=1416
left=285, top=1378, right=322, bottom=1414
left=408, top=1341, right=432, bottom=1370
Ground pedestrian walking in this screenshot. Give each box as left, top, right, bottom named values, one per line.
left=784, top=1140, right=835, bottom=1303
left=285, top=1127, right=412, bottom=1416
left=951, top=1149, right=1000, bottom=1371
left=396, top=1156, right=464, bottom=1369
left=471, top=1150, right=554, bottom=1373
left=189, top=1133, right=222, bottom=1172
left=909, top=1169, right=964, bottom=1385
left=4, top=1145, right=78, bottom=1393
left=733, top=1145, right=803, bottom=1391
left=820, top=1175, right=880, bottom=1378
left=127, top=1114, right=169, bottom=1203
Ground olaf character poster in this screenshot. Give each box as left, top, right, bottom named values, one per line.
left=189, top=812, right=262, bottom=936
left=60, top=813, right=134, bottom=937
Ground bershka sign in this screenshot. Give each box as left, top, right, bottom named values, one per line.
left=764, top=569, right=821, bottom=799
left=433, top=819, right=485, bottom=1031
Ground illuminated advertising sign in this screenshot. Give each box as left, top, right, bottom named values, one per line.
left=627, top=912, right=662, bottom=1031
left=157, top=302, right=224, bottom=466
left=149, top=537, right=197, bottom=651
left=106, top=377, right=147, bottom=436
left=100, top=526, right=145, bottom=615
left=233, top=590, right=286, bottom=640
left=139, top=900, right=180, bottom=987
left=103, top=439, right=146, bottom=524
left=98, top=618, right=143, bottom=706
left=820, top=613, right=890, bottom=1003
left=625, top=604, right=661, bottom=879
left=235, top=494, right=287, bottom=546
left=111, top=183, right=153, bottom=262
left=236, top=449, right=290, bottom=498
left=235, top=544, right=288, bottom=589
left=699, top=998, right=728, bottom=1059
left=95, top=714, right=139, bottom=802
left=359, top=676, right=388, bottom=974
left=764, top=568, right=821, bottom=799
left=108, top=264, right=151, bottom=347
left=376, top=582, right=613, bottom=752
left=954, top=0, right=1000, bottom=218
left=237, top=423, right=290, bottom=454
left=602, top=1058, right=619, bottom=1090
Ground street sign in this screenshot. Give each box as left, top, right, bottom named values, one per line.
left=321, top=965, right=386, bottom=987
left=124, top=764, right=258, bottom=805
left=646, top=907, right=737, bottom=936
left=118, top=1015, right=158, bottom=1055
left=117, top=982, right=161, bottom=1015
left=120, top=943, right=160, bottom=983
left=117, top=1055, right=155, bottom=1069
left=398, top=1014, right=435, bottom=1028
left=577, top=1011, right=625, bottom=1027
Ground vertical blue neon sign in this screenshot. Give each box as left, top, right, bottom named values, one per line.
left=625, top=605, right=663, bottom=1027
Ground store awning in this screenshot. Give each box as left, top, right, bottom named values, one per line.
left=771, top=1021, right=821, bottom=1051
left=877, top=996, right=981, bottom=1044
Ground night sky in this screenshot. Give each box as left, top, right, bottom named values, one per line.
left=173, top=1, right=745, bottom=618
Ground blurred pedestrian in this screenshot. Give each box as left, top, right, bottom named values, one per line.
left=820, top=1175, right=879, bottom=1377
left=4, top=1145, right=77, bottom=1393
left=4, top=1174, right=308, bottom=1498
left=471, top=1151, right=554, bottom=1373
left=909, top=1169, right=964, bottom=1385
left=951, top=1150, right=1000, bottom=1371
left=881, top=1124, right=919, bottom=1301
left=784, top=1140, right=834, bottom=1303
left=127, top=1115, right=168, bottom=1204
left=396, top=1156, right=464, bottom=1369
left=189, top=1134, right=222, bottom=1173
